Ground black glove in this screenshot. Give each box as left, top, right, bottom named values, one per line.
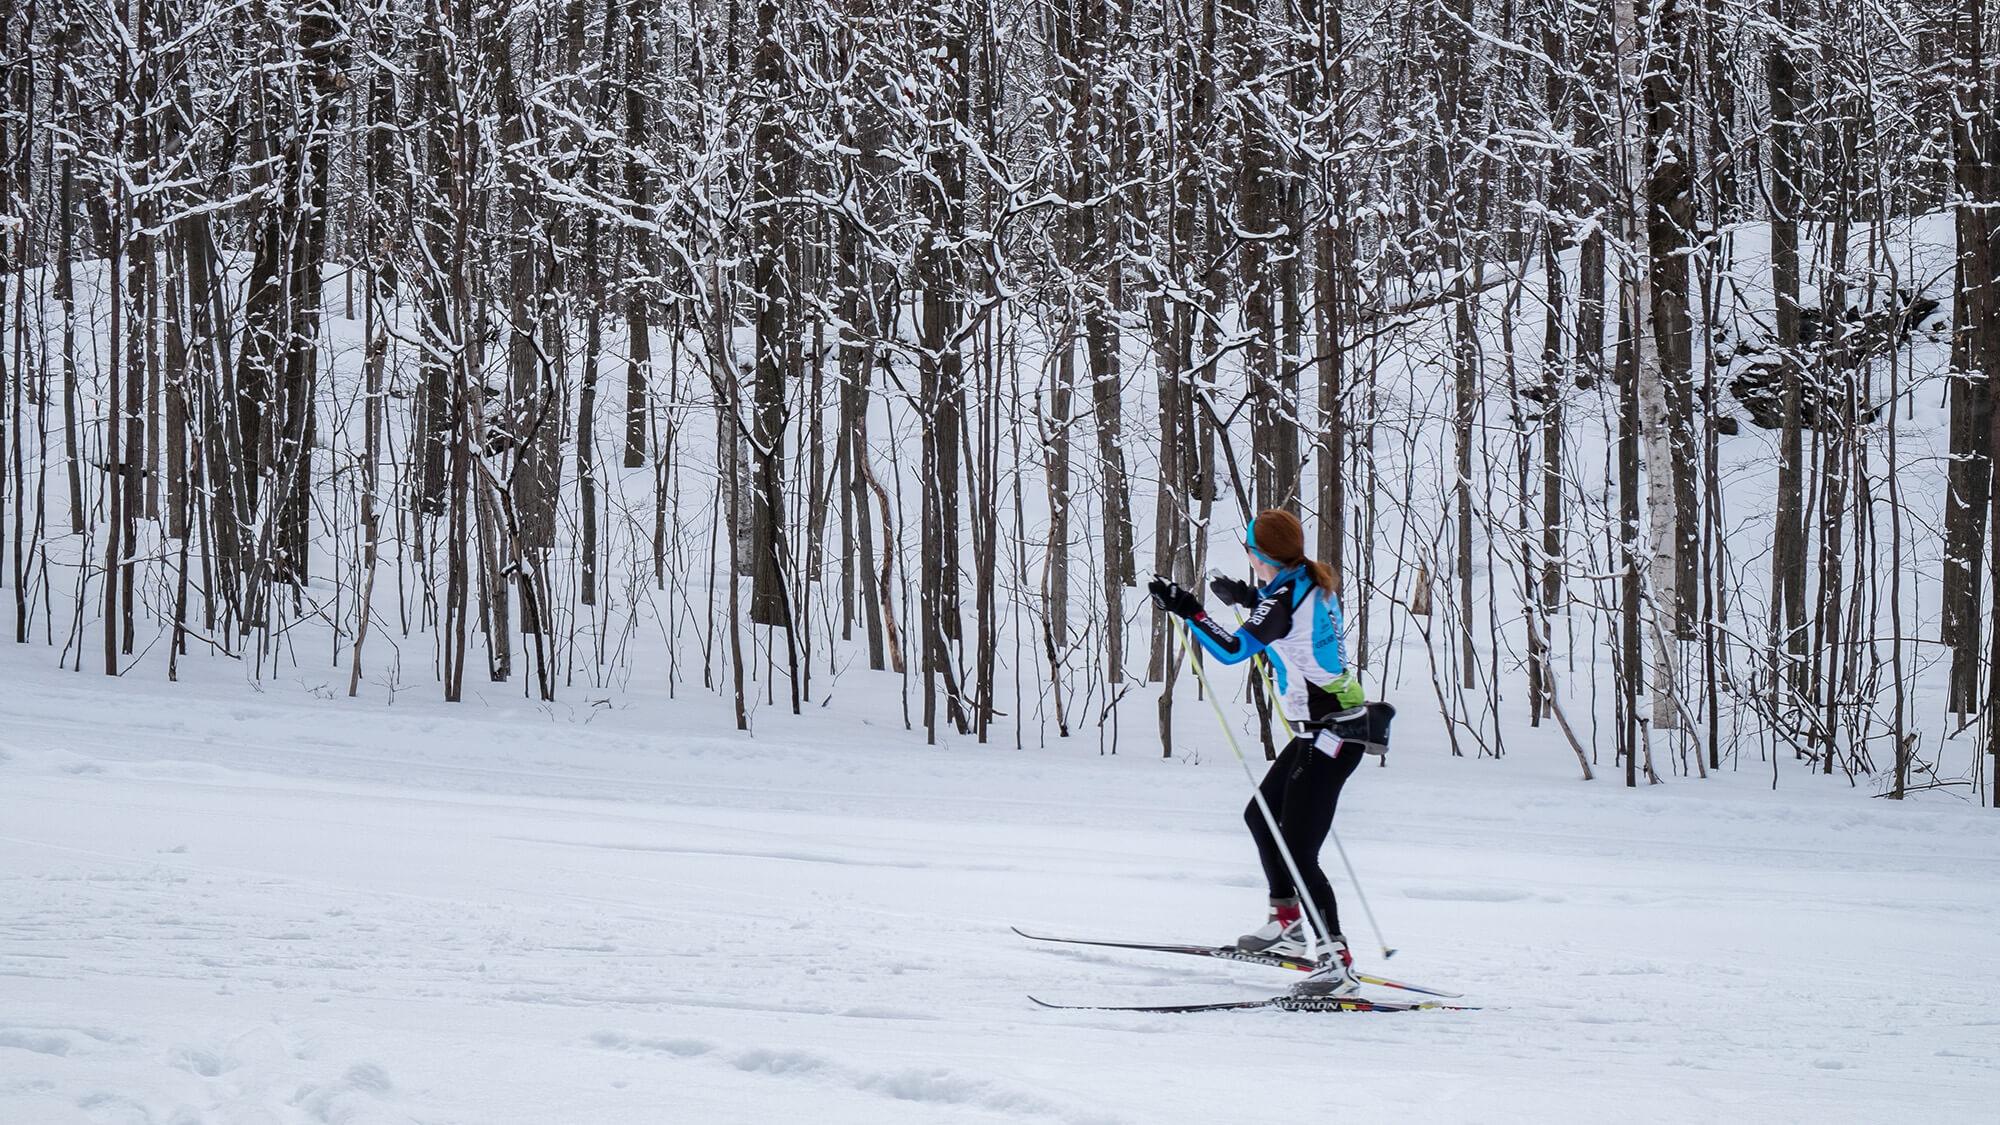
left=1209, top=574, right=1258, bottom=609
left=1147, top=575, right=1201, bottom=619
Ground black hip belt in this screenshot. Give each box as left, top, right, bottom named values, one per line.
left=1297, top=702, right=1396, bottom=756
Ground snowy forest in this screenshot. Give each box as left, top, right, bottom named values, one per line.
left=1, top=0, right=1997, bottom=800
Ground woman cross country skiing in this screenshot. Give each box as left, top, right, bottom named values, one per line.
left=1147, top=509, right=1380, bottom=998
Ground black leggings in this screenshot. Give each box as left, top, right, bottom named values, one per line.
left=1244, top=736, right=1364, bottom=940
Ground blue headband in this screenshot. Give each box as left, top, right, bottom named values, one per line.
left=1244, top=527, right=1279, bottom=567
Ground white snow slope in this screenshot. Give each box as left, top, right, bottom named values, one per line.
left=3, top=645, right=1998, bottom=1125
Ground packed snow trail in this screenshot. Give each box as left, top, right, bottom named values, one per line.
left=2, top=649, right=1997, bottom=1123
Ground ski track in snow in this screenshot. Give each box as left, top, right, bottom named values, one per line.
left=3, top=652, right=1998, bottom=1123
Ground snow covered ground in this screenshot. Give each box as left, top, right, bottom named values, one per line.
left=4, top=645, right=1998, bottom=1125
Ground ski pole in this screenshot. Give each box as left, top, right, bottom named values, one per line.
left=1170, top=616, right=1330, bottom=964
left=1244, top=641, right=1398, bottom=961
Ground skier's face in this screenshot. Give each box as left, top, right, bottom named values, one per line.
left=1247, top=551, right=1278, bottom=584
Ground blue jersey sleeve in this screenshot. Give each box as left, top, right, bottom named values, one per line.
left=1186, top=591, right=1293, bottom=665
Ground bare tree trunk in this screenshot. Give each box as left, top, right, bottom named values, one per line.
left=56, top=138, right=83, bottom=539
left=749, top=0, right=792, bottom=632
left=841, top=0, right=893, bottom=671
left=1629, top=0, right=1692, bottom=730
left=1310, top=0, right=1349, bottom=588
left=1767, top=0, right=1809, bottom=713
left=917, top=3, right=969, bottom=739
left=1944, top=0, right=1996, bottom=716
left=623, top=2, right=652, bottom=471
left=1618, top=284, right=1643, bottom=786
left=349, top=42, right=396, bottom=695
